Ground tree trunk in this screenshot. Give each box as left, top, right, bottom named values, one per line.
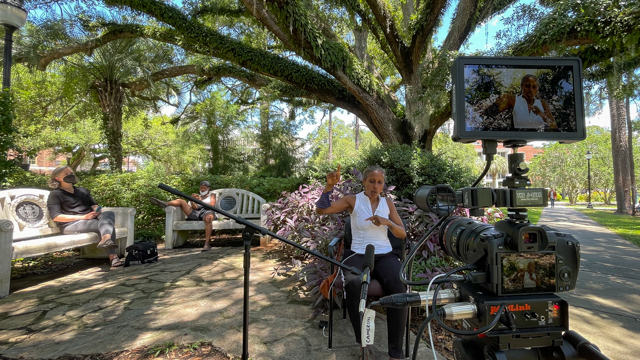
left=606, top=75, right=632, bottom=214
left=94, top=79, right=125, bottom=173
left=259, top=100, right=270, bottom=167
left=209, top=128, right=222, bottom=173
left=328, top=109, right=333, bottom=163
left=69, top=147, right=86, bottom=171
left=626, top=96, right=637, bottom=215
left=91, top=155, right=108, bottom=170
left=355, top=115, right=360, bottom=151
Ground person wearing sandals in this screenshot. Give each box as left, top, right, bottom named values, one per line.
left=46, top=166, right=124, bottom=268
left=150, top=181, right=217, bottom=251
left=316, top=165, right=407, bottom=360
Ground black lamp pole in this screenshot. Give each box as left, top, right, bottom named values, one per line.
left=586, top=151, right=593, bottom=209
left=1, top=0, right=28, bottom=89
left=2, top=25, right=16, bottom=90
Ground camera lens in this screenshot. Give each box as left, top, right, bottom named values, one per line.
left=413, top=185, right=457, bottom=216
left=439, top=217, right=494, bottom=264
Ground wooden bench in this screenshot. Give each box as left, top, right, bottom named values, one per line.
left=163, top=188, right=270, bottom=249
left=0, top=188, right=136, bottom=298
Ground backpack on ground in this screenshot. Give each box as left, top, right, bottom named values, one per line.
left=124, top=241, right=159, bottom=267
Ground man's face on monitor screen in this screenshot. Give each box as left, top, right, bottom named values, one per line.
left=521, top=77, right=539, bottom=102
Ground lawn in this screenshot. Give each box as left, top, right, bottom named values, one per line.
left=574, top=209, right=640, bottom=248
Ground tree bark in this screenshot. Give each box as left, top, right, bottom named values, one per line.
left=259, top=100, right=270, bottom=167
left=626, top=95, right=637, bottom=215
left=328, top=109, right=333, bottom=163
left=355, top=115, right=360, bottom=151
left=606, top=75, right=632, bottom=214
left=91, top=155, right=108, bottom=170
left=68, top=147, right=86, bottom=171
left=94, top=79, right=125, bottom=173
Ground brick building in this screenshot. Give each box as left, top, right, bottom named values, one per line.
left=19, top=150, right=138, bottom=174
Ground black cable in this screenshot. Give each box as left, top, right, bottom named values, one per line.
left=399, top=215, right=451, bottom=286
left=412, top=310, right=441, bottom=360
left=401, top=154, right=494, bottom=283
left=472, top=154, right=493, bottom=187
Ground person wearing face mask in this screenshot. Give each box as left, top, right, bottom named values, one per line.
left=150, top=181, right=217, bottom=251
left=46, top=166, right=123, bottom=268
left=316, top=165, right=407, bottom=360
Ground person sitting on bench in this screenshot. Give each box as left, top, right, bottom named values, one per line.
left=151, top=181, right=217, bottom=251
left=46, top=166, right=123, bottom=268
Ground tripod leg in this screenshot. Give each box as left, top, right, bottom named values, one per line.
left=241, top=227, right=257, bottom=360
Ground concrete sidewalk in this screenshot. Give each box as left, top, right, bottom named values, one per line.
left=0, top=244, right=442, bottom=360
left=538, top=205, right=640, bottom=360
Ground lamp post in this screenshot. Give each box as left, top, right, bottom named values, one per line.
left=1, top=0, right=28, bottom=89
left=586, top=151, right=593, bottom=209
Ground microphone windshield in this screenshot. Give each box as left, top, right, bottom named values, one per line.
left=363, top=244, right=375, bottom=272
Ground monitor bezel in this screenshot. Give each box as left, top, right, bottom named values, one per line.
left=451, top=56, right=586, bottom=144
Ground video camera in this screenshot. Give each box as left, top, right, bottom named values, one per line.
left=378, top=57, right=608, bottom=360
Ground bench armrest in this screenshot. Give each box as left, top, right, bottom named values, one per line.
left=102, top=207, right=136, bottom=228
left=102, top=207, right=136, bottom=251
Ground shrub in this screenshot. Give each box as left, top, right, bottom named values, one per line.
left=307, top=143, right=477, bottom=200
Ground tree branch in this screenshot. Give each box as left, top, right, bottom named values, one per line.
left=363, top=0, right=411, bottom=76
left=410, top=0, right=448, bottom=67
left=103, top=0, right=374, bottom=118
left=14, top=24, right=145, bottom=71
left=336, top=0, right=399, bottom=70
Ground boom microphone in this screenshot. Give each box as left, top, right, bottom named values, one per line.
left=359, top=244, right=375, bottom=314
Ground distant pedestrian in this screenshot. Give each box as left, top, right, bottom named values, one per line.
left=549, top=188, right=557, bottom=209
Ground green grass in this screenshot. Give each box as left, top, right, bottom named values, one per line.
left=565, top=204, right=617, bottom=209
left=497, top=207, right=543, bottom=224
left=574, top=209, right=640, bottom=248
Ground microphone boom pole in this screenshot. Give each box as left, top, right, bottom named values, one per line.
left=158, top=184, right=362, bottom=360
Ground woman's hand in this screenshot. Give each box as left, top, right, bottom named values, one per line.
left=326, top=164, right=341, bottom=188
left=365, top=215, right=392, bottom=227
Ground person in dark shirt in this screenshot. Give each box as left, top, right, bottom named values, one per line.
left=46, top=166, right=123, bottom=268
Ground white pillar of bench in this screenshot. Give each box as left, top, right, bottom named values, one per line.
left=164, top=206, right=188, bottom=249
left=0, top=220, right=14, bottom=298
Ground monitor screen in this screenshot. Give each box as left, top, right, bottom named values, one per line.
left=451, top=57, right=585, bottom=143
left=500, top=252, right=557, bottom=295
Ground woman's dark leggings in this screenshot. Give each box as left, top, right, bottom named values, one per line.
left=343, top=250, right=407, bottom=358
left=61, top=211, right=117, bottom=255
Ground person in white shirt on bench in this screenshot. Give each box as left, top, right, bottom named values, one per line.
left=151, top=181, right=217, bottom=251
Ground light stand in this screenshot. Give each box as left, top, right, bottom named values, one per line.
left=586, top=151, right=593, bottom=209
left=158, top=184, right=363, bottom=360
left=1, top=0, right=28, bottom=90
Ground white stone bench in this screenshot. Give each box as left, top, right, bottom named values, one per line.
left=164, top=188, right=270, bottom=249
left=0, top=188, right=136, bottom=297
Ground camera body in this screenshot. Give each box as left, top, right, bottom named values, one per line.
left=439, top=216, right=580, bottom=297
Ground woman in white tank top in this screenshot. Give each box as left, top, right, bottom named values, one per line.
left=315, top=165, right=407, bottom=359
